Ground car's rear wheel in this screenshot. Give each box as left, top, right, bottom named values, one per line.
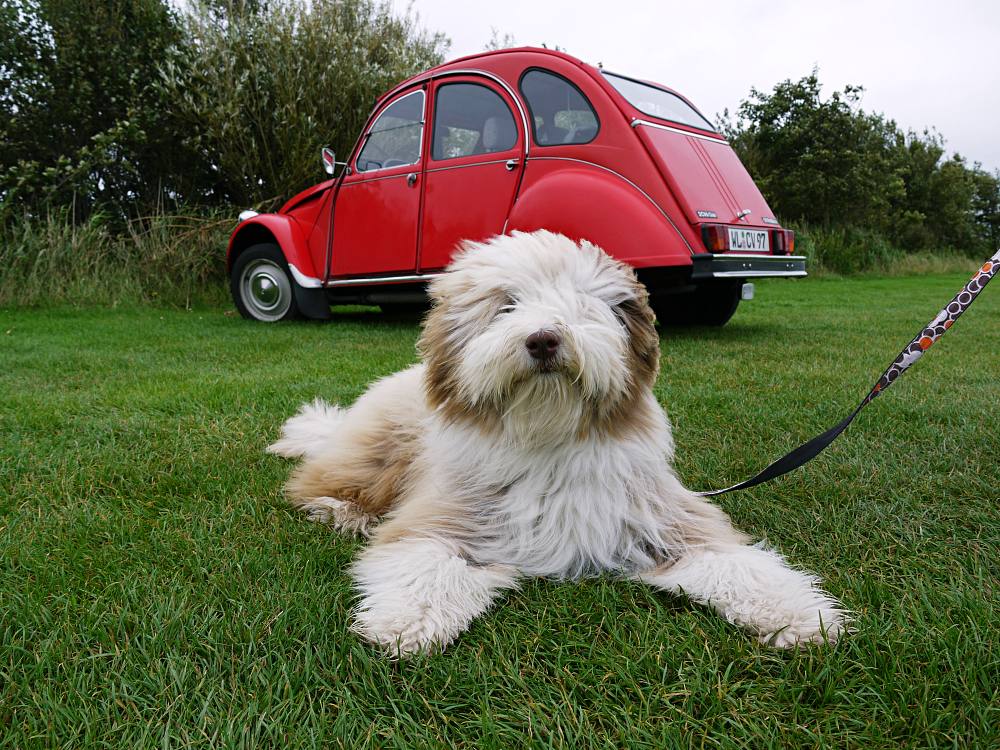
left=378, top=302, right=427, bottom=318
left=230, top=243, right=302, bottom=322
left=651, top=281, right=742, bottom=327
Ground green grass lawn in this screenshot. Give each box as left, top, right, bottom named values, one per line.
left=1, top=273, right=998, bottom=748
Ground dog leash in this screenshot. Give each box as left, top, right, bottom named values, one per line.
left=700, top=249, right=1000, bottom=497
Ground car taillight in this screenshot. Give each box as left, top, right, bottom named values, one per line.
left=771, top=229, right=795, bottom=255
left=701, top=224, right=727, bottom=253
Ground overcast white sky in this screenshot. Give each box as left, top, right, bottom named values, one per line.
left=394, top=0, right=1000, bottom=172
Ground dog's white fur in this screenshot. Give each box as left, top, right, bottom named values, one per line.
left=269, top=230, right=847, bottom=655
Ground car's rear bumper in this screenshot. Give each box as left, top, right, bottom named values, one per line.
left=690, top=253, right=807, bottom=280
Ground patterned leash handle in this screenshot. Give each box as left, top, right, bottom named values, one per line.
left=701, top=249, right=1000, bottom=497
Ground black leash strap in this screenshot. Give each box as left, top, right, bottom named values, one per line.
left=701, top=249, right=1000, bottom=496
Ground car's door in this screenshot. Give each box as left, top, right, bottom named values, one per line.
left=418, top=77, right=526, bottom=271
left=330, top=87, right=426, bottom=277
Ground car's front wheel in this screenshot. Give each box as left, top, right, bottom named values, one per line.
left=230, top=243, right=302, bottom=322
left=651, top=281, right=742, bottom=327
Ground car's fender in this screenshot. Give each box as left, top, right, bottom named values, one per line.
left=227, top=213, right=331, bottom=319
left=505, top=160, right=694, bottom=270
left=226, top=213, right=323, bottom=287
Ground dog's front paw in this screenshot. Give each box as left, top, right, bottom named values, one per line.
left=349, top=538, right=519, bottom=658
left=351, top=600, right=450, bottom=657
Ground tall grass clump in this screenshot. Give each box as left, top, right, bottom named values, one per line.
left=794, top=224, right=978, bottom=276
left=0, top=210, right=232, bottom=308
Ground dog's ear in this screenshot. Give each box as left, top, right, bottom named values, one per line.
left=618, top=280, right=660, bottom=387
left=418, top=247, right=484, bottom=416
left=581, top=239, right=660, bottom=382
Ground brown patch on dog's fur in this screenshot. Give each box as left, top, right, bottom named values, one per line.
left=285, top=415, right=420, bottom=517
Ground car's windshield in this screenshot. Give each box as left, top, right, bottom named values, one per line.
left=602, top=72, right=715, bottom=132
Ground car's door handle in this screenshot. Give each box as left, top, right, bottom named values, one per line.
left=406, top=172, right=418, bottom=187
left=505, top=159, right=519, bottom=172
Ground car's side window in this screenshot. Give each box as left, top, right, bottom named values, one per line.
left=431, top=83, right=518, bottom=161
left=356, top=90, right=425, bottom=173
left=519, top=69, right=599, bottom=146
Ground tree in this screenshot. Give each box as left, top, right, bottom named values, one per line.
left=719, top=72, right=903, bottom=228
left=156, top=0, right=449, bottom=209
left=722, top=72, right=994, bottom=256
left=1, top=0, right=448, bottom=218
left=0, top=0, right=184, bottom=217
left=970, top=168, right=1000, bottom=252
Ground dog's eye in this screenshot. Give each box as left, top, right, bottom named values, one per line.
left=496, top=295, right=516, bottom=315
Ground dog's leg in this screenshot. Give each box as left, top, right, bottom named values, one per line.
left=639, top=542, right=847, bottom=647
left=636, top=479, right=846, bottom=647
left=350, top=536, right=519, bottom=656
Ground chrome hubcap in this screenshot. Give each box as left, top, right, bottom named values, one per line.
left=251, top=273, right=280, bottom=306
left=241, top=260, right=292, bottom=321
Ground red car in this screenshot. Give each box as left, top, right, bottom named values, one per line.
left=228, top=47, right=804, bottom=325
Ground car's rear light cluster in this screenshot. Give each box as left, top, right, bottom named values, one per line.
left=771, top=228, right=795, bottom=255
left=700, top=224, right=795, bottom=255
left=701, top=224, right=728, bottom=253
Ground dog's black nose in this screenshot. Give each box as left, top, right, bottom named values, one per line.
left=525, top=330, right=560, bottom=360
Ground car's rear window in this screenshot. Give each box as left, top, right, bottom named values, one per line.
left=602, top=72, right=715, bottom=132
left=519, top=69, right=599, bottom=146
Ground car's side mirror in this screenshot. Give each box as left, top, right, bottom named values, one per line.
left=320, top=146, right=347, bottom=177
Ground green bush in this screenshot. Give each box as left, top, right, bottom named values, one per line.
left=794, top=223, right=977, bottom=276
left=0, top=0, right=185, bottom=219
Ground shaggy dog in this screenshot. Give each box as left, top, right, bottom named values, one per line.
left=269, top=230, right=846, bottom=655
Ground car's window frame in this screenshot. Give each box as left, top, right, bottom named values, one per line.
left=429, top=80, right=520, bottom=164
left=354, top=88, right=426, bottom=175
left=601, top=71, right=716, bottom=133
left=517, top=67, right=601, bottom=148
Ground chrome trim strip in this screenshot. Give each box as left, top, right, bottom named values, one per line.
left=716, top=254, right=806, bottom=261
left=339, top=172, right=411, bottom=185
left=432, top=69, right=531, bottom=157
left=324, top=272, right=442, bottom=288
left=238, top=210, right=259, bottom=222
left=712, top=270, right=807, bottom=278
left=425, top=158, right=511, bottom=174
left=288, top=263, right=323, bottom=288
left=523, top=156, right=694, bottom=254
left=631, top=118, right=728, bottom=144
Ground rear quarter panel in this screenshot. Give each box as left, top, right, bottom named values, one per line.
left=506, top=160, right=692, bottom=268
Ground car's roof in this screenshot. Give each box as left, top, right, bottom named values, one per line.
left=376, top=47, right=592, bottom=105
left=371, top=46, right=715, bottom=142
left=376, top=47, right=697, bottom=117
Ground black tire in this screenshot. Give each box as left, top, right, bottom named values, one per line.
left=230, top=243, right=302, bottom=322
left=651, top=281, right=742, bottom=327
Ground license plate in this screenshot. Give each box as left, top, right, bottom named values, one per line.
left=727, top=227, right=769, bottom=252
